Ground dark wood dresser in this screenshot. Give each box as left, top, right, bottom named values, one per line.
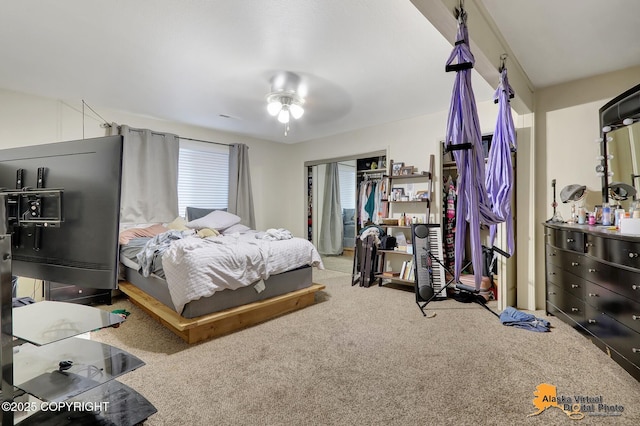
left=544, top=223, right=640, bottom=380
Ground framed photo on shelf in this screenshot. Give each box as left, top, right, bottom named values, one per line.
left=391, top=187, right=404, bottom=201
left=416, top=190, right=430, bottom=200
left=400, top=166, right=414, bottom=176
left=391, top=162, right=404, bottom=176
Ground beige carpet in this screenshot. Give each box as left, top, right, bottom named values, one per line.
left=90, top=268, right=640, bottom=425
left=320, top=254, right=353, bottom=274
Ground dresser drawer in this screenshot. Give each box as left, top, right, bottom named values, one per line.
left=580, top=256, right=640, bottom=301
left=583, top=281, right=640, bottom=334
left=546, top=262, right=584, bottom=298
left=547, top=227, right=585, bottom=252
left=585, top=307, right=640, bottom=367
left=546, top=246, right=584, bottom=271
left=588, top=235, right=640, bottom=270
left=547, top=282, right=585, bottom=324
left=615, top=267, right=640, bottom=301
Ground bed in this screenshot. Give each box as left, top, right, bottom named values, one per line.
left=117, top=210, right=325, bottom=343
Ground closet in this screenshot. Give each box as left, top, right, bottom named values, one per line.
left=441, top=135, right=517, bottom=305
left=356, top=156, right=388, bottom=233
left=305, top=151, right=386, bottom=255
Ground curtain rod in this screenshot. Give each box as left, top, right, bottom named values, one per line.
left=103, top=122, right=232, bottom=147
left=86, top=101, right=229, bottom=148
left=178, top=136, right=231, bottom=147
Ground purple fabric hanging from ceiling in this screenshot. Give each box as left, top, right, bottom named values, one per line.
left=444, top=10, right=502, bottom=289
left=486, top=67, right=517, bottom=255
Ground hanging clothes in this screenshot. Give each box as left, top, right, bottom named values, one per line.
left=357, top=176, right=388, bottom=227
left=443, top=175, right=457, bottom=272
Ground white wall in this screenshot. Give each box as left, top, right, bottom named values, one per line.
left=0, top=88, right=289, bottom=232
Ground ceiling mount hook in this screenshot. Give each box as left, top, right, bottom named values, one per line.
left=499, top=53, right=508, bottom=71
left=455, top=0, right=466, bottom=22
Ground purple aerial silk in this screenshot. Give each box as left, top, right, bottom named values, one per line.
left=486, top=67, right=517, bottom=255
left=444, top=11, right=502, bottom=289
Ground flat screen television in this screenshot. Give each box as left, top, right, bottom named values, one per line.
left=0, top=135, right=123, bottom=289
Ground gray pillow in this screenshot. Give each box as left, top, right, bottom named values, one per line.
left=186, top=210, right=241, bottom=231
left=185, top=206, right=227, bottom=221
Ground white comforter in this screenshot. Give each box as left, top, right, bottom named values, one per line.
left=161, top=232, right=323, bottom=314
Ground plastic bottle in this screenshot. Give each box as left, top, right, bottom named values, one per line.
left=602, top=203, right=611, bottom=226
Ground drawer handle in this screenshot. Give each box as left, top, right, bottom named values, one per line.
left=588, top=319, right=597, bottom=324
left=571, top=307, right=579, bottom=312
left=588, top=293, right=599, bottom=297
left=571, top=284, right=580, bottom=288
left=548, top=291, right=556, bottom=295
left=633, top=285, right=639, bottom=290
left=588, top=268, right=596, bottom=273
left=629, top=252, right=639, bottom=258
left=586, top=242, right=594, bottom=247
left=571, top=262, right=579, bottom=266
left=567, top=238, right=574, bottom=242
left=633, top=315, right=639, bottom=320
left=633, top=348, right=640, bottom=353
left=550, top=253, right=556, bottom=257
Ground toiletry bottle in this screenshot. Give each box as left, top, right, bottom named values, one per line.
left=602, top=203, right=611, bottom=226
left=588, top=212, right=596, bottom=225
left=615, top=208, right=625, bottom=228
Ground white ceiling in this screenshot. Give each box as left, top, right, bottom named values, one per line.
left=1, top=1, right=639, bottom=144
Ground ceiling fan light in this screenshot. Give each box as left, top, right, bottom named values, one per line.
left=290, top=103, right=304, bottom=119
left=277, top=108, right=290, bottom=124
left=267, top=100, right=282, bottom=116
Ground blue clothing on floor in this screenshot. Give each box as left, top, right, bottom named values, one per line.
left=499, top=306, right=550, bottom=332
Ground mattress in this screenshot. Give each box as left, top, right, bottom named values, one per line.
left=119, top=230, right=322, bottom=318
left=123, top=263, right=313, bottom=318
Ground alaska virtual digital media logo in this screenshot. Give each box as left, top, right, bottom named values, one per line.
left=527, top=383, right=624, bottom=419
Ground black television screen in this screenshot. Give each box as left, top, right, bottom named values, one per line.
left=0, top=136, right=123, bottom=289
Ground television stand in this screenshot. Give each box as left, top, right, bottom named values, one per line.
left=0, top=234, right=155, bottom=425
left=44, top=281, right=112, bottom=305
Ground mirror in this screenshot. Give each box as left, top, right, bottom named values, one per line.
left=305, top=150, right=386, bottom=273
left=606, top=121, right=640, bottom=210
left=599, top=82, right=640, bottom=207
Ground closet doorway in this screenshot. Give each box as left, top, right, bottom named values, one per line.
left=441, top=139, right=517, bottom=310
left=305, top=150, right=386, bottom=272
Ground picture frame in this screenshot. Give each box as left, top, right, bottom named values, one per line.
left=400, top=166, right=414, bottom=176
left=391, top=162, right=404, bottom=176
left=391, top=187, right=404, bottom=201
left=416, top=190, right=430, bottom=200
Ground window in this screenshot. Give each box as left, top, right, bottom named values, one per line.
left=338, top=162, right=356, bottom=209
left=177, top=140, right=229, bottom=218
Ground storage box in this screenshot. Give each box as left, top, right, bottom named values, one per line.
left=619, top=217, right=640, bottom=234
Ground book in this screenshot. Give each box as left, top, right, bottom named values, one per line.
left=400, top=261, right=407, bottom=279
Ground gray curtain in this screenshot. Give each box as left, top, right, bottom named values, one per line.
left=228, top=143, right=256, bottom=229
left=110, top=124, right=179, bottom=224
left=318, top=163, right=343, bottom=255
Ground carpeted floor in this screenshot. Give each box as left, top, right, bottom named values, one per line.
left=89, top=268, right=640, bottom=425
left=320, top=254, right=354, bottom=274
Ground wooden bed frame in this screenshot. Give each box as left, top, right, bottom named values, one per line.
left=118, top=281, right=325, bottom=344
